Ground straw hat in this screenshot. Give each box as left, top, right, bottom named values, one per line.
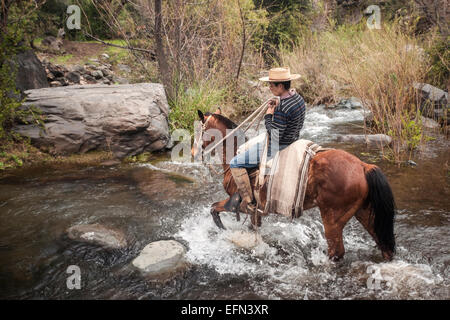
left=259, top=67, right=301, bottom=82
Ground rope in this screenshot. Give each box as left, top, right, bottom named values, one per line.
left=202, top=97, right=274, bottom=157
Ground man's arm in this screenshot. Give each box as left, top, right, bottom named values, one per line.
left=264, top=110, right=288, bottom=145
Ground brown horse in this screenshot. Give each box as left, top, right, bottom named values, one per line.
left=192, top=109, right=396, bottom=262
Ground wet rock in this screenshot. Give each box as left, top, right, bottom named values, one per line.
left=100, top=159, right=121, bottom=166
left=228, top=231, right=263, bottom=249
left=328, top=97, right=363, bottom=110
left=14, top=83, right=170, bottom=158
left=66, top=224, right=127, bottom=249
left=336, top=134, right=392, bottom=147
left=132, top=240, right=188, bottom=280
left=407, top=160, right=417, bottom=167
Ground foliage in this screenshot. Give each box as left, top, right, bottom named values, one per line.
left=281, top=22, right=430, bottom=162
left=0, top=1, right=44, bottom=168
left=252, top=0, right=312, bottom=58
left=169, top=82, right=226, bottom=134
left=424, top=35, right=450, bottom=90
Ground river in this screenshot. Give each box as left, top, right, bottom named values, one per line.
left=0, top=106, right=448, bottom=299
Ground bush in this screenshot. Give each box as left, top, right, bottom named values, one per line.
left=281, top=22, right=430, bottom=162
left=168, top=82, right=226, bottom=134
left=424, top=35, right=450, bottom=90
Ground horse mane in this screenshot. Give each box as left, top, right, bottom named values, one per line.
left=205, top=112, right=238, bottom=129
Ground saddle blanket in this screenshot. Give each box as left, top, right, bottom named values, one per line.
left=262, top=139, right=325, bottom=218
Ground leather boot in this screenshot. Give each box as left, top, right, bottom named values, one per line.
left=224, top=168, right=256, bottom=213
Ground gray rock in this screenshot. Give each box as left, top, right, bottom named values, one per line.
left=421, top=116, right=440, bottom=129
left=41, top=36, right=63, bottom=51
left=73, top=65, right=85, bottom=73
left=66, top=71, right=81, bottom=84
left=132, top=240, right=188, bottom=279
left=67, top=224, right=127, bottom=249
left=330, top=97, right=363, bottom=110
left=50, top=81, right=62, bottom=87
left=100, top=68, right=111, bottom=77
left=414, top=82, right=449, bottom=118
left=101, top=53, right=110, bottom=60
left=11, top=50, right=49, bottom=92
left=83, top=74, right=95, bottom=82
left=118, top=64, right=131, bottom=73
left=336, top=134, right=392, bottom=147
left=92, top=70, right=103, bottom=79
left=114, top=77, right=129, bottom=84
left=14, top=83, right=170, bottom=158
left=414, top=82, right=448, bottom=103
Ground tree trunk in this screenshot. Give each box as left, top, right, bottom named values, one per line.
left=154, top=0, right=173, bottom=100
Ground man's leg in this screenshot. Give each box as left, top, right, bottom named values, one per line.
left=225, top=143, right=262, bottom=213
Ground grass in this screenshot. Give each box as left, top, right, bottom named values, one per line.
left=281, top=22, right=430, bottom=163
left=0, top=138, right=116, bottom=172
left=49, top=54, right=73, bottom=65
left=169, top=81, right=227, bottom=134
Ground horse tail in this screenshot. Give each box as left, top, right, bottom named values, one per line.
left=365, top=166, right=396, bottom=254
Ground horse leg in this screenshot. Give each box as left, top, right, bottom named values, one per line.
left=210, top=199, right=229, bottom=230
left=249, top=213, right=262, bottom=230
left=320, top=201, right=363, bottom=261
left=355, top=208, right=393, bottom=261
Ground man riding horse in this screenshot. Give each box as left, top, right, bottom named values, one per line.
left=226, top=67, right=306, bottom=214
left=193, top=67, right=396, bottom=262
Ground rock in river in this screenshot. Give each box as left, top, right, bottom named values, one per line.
left=66, top=224, right=127, bottom=249
left=337, top=134, right=392, bottom=148
left=132, top=240, right=188, bottom=280
left=13, top=83, right=170, bottom=158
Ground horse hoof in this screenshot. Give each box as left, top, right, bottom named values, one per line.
left=211, top=211, right=226, bottom=230
left=330, top=255, right=343, bottom=262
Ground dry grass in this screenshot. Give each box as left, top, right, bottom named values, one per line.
left=282, top=22, right=430, bottom=162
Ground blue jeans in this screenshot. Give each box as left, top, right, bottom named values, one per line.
left=230, top=143, right=288, bottom=169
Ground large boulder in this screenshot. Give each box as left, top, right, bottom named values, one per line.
left=12, top=50, right=49, bottom=92
left=13, top=83, right=170, bottom=158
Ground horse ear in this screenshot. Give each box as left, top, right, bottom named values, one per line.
left=198, top=110, right=205, bottom=123
left=214, top=107, right=222, bottom=115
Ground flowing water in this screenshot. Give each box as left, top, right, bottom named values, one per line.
left=0, top=106, right=448, bottom=300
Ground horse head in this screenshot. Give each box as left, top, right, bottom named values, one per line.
left=191, top=108, right=239, bottom=158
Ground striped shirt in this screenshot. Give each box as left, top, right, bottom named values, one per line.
left=264, top=92, right=306, bottom=153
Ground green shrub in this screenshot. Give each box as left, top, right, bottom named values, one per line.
left=425, top=35, right=450, bottom=90
left=169, top=82, right=226, bottom=134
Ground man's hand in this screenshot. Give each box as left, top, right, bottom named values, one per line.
left=266, top=98, right=279, bottom=115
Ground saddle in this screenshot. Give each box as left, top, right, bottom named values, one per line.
left=251, top=138, right=328, bottom=218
